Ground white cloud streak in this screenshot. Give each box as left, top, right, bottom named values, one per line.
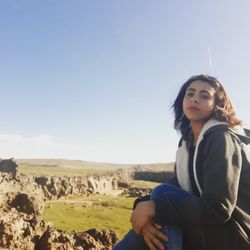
left=0, top=134, right=83, bottom=159
left=207, top=47, right=213, bottom=74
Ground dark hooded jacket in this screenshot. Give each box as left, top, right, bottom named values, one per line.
left=153, top=122, right=250, bottom=250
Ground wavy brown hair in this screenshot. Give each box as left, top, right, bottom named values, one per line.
left=172, top=74, right=241, bottom=140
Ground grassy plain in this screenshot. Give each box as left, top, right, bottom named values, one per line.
left=18, top=165, right=115, bottom=176
left=42, top=181, right=159, bottom=239
left=130, top=180, right=159, bottom=189
left=43, top=195, right=135, bottom=238
left=17, top=158, right=134, bottom=177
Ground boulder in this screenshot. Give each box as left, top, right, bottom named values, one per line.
left=35, top=227, right=118, bottom=250
left=0, top=158, right=17, bottom=179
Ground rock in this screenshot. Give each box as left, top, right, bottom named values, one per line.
left=127, top=187, right=152, bottom=198
left=35, top=175, right=124, bottom=199
left=0, top=158, right=17, bottom=179
left=0, top=168, right=121, bottom=249
left=0, top=172, right=46, bottom=249
left=83, top=228, right=119, bottom=249
left=35, top=227, right=118, bottom=250
left=10, top=193, right=39, bottom=215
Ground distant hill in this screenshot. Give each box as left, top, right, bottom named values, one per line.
left=16, top=159, right=135, bottom=170
left=16, top=159, right=174, bottom=171
left=15, top=159, right=175, bottom=177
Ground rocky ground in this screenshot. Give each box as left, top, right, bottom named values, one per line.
left=0, top=172, right=120, bottom=249
left=0, top=159, right=153, bottom=249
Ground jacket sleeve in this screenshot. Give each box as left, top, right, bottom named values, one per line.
left=133, top=195, right=151, bottom=210
left=154, top=130, right=242, bottom=226
left=166, top=163, right=180, bottom=187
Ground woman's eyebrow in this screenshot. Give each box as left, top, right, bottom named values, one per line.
left=200, top=90, right=213, bottom=95
left=186, top=88, right=212, bottom=95
left=186, top=88, right=195, bottom=92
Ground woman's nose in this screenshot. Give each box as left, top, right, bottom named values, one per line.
left=190, top=96, right=199, bottom=103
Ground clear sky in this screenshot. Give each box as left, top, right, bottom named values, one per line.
left=1, top=0, right=250, bottom=164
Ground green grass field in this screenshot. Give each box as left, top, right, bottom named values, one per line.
left=42, top=180, right=158, bottom=239
left=18, top=165, right=115, bottom=176
left=130, top=180, right=159, bottom=189
left=43, top=194, right=135, bottom=238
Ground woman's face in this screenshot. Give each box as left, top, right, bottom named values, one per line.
left=183, top=80, right=216, bottom=123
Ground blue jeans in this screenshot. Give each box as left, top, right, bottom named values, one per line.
left=113, top=184, right=187, bottom=250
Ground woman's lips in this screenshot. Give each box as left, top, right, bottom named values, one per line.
left=187, top=106, right=200, bottom=111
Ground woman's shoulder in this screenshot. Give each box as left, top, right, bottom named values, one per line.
left=205, top=125, right=250, bottom=145
left=202, top=126, right=241, bottom=148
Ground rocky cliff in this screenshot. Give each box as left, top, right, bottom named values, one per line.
left=0, top=172, right=119, bottom=249
left=34, top=175, right=124, bottom=199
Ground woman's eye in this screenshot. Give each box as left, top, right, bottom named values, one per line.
left=200, top=95, right=210, bottom=100
left=185, top=92, right=194, bottom=97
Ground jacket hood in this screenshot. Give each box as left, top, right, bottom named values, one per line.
left=203, top=120, right=250, bottom=145
left=232, top=127, right=250, bottom=145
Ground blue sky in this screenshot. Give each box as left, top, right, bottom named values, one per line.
left=0, top=0, right=250, bottom=163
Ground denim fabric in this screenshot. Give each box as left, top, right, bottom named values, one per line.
left=113, top=184, right=188, bottom=250
left=113, top=229, right=149, bottom=250
left=151, top=184, right=184, bottom=250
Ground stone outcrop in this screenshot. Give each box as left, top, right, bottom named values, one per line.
left=126, top=187, right=152, bottom=198
left=35, top=227, right=118, bottom=250
left=0, top=173, right=46, bottom=249
left=0, top=172, right=119, bottom=249
left=0, top=158, right=17, bottom=179
left=34, top=175, right=124, bottom=200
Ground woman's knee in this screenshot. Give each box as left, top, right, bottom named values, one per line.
left=151, top=183, right=189, bottom=200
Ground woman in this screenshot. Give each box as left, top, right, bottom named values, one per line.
left=113, top=74, right=250, bottom=250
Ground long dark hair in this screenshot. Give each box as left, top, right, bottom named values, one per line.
left=172, top=74, right=241, bottom=140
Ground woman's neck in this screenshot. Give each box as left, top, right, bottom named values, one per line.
left=190, top=121, right=206, bottom=145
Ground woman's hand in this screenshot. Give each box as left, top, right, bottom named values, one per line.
left=130, top=200, right=156, bottom=234
left=142, top=222, right=168, bottom=250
